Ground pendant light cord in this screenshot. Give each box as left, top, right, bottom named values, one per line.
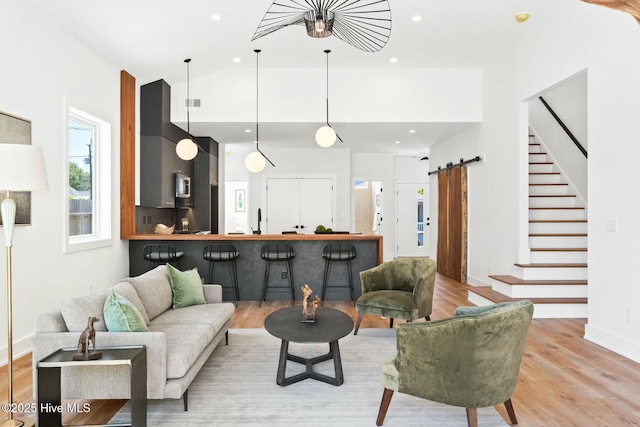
left=255, top=50, right=259, bottom=146
left=254, top=49, right=274, bottom=167
left=185, top=58, right=191, bottom=137
left=324, top=49, right=343, bottom=143
left=325, top=49, right=330, bottom=125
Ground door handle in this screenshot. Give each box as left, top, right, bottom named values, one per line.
left=300, top=225, right=306, bottom=229
left=293, top=225, right=299, bottom=229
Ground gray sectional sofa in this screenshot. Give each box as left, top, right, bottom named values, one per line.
left=32, top=265, right=235, bottom=407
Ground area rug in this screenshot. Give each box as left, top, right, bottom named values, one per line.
left=113, top=328, right=508, bottom=426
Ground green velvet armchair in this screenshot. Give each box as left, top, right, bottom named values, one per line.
left=354, top=257, right=436, bottom=335
left=376, top=300, right=534, bottom=427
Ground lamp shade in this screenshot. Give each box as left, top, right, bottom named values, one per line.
left=0, top=143, right=49, bottom=191
left=315, top=126, right=336, bottom=148
left=176, top=138, right=198, bottom=160
left=304, top=10, right=334, bottom=38
left=245, top=151, right=266, bottom=173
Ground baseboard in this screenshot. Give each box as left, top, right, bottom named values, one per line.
left=466, top=274, right=492, bottom=287
left=0, top=333, right=33, bottom=366
left=584, top=324, right=640, bottom=364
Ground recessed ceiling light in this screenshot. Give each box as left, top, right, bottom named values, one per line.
left=233, top=57, right=241, bottom=63
left=409, top=130, right=416, bottom=133
left=390, top=58, right=398, bottom=63
left=515, top=13, right=529, bottom=23
left=244, top=129, right=251, bottom=133
left=395, top=141, right=401, bottom=144
left=211, top=14, right=221, bottom=21
left=412, top=15, right=422, bottom=22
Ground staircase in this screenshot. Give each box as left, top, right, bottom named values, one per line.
left=467, top=135, right=588, bottom=318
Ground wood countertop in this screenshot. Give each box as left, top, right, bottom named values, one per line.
left=125, top=233, right=382, bottom=242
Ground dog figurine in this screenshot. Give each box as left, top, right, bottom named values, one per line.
left=73, top=316, right=102, bottom=360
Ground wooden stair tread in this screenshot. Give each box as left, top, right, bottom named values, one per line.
left=529, top=183, right=568, bottom=186
left=530, top=247, right=587, bottom=252
left=529, top=220, right=587, bottom=223
left=529, top=207, right=584, bottom=210
left=468, top=286, right=588, bottom=304
left=529, top=194, right=576, bottom=197
left=489, top=275, right=587, bottom=285
left=514, top=263, right=587, bottom=268
left=530, top=233, right=587, bottom=237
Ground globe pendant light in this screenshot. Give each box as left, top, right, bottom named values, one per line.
left=176, top=58, right=199, bottom=161
left=245, top=49, right=275, bottom=173
left=316, top=49, right=343, bottom=148
left=245, top=151, right=267, bottom=173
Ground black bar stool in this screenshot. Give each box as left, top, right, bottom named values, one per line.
left=203, top=244, right=240, bottom=306
left=143, top=244, right=184, bottom=270
left=321, top=244, right=357, bottom=305
left=260, top=244, right=295, bottom=307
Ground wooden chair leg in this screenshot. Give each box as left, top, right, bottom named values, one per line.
left=504, top=399, right=518, bottom=424
left=465, top=408, right=477, bottom=427
left=376, top=388, right=394, bottom=426
left=425, top=315, right=431, bottom=321
left=354, top=313, right=364, bottom=335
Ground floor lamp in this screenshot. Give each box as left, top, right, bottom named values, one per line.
left=0, top=143, right=48, bottom=427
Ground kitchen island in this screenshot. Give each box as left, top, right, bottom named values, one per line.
left=127, top=234, right=382, bottom=302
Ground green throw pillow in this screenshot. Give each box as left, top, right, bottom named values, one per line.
left=103, top=290, right=148, bottom=332
left=167, top=264, right=207, bottom=309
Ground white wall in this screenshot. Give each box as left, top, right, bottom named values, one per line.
left=430, top=2, right=640, bottom=361
left=171, top=68, right=482, bottom=124
left=529, top=71, right=588, bottom=202
left=0, top=2, right=129, bottom=362
left=234, top=147, right=351, bottom=235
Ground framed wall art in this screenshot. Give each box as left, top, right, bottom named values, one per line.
left=235, top=189, right=246, bottom=212
left=0, top=111, right=32, bottom=226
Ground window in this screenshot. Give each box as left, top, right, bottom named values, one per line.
left=64, top=107, right=112, bottom=252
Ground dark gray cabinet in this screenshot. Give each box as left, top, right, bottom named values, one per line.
left=139, top=79, right=193, bottom=209
left=140, top=136, right=176, bottom=208
left=192, top=137, right=219, bottom=231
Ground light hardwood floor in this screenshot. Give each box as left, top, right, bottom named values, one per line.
left=3, top=274, right=640, bottom=426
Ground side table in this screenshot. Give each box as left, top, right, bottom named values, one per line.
left=36, top=345, right=146, bottom=427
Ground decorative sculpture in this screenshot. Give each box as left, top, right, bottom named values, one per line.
left=301, top=284, right=320, bottom=323
left=73, top=316, right=103, bottom=360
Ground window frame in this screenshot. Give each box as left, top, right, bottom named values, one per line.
left=63, top=106, right=112, bottom=253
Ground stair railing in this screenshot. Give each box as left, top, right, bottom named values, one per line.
left=538, top=96, right=588, bottom=158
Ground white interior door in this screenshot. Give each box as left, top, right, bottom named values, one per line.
left=299, top=178, right=333, bottom=233
left=396, top=182, right=430, bottom=257
left=266, top=179, right=300, bottom=234
left=266, top=178, right=333, bottom=234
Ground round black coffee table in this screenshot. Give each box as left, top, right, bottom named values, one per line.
left=264, top=306, right=354, bottom=386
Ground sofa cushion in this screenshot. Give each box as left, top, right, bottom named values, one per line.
left=103, top=290, right=148, bottom=332
left=166, top=264, right=206, bottom=309
left=125, top=265, right=172, bottom=321
left=147, top=323, right=215, bottom=379
left=151, top=302, right=235, bottom=337
left=61, top=282, right=148, bottom=332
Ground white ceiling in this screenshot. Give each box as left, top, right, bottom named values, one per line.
left=25, top=0, right=560, bottom=155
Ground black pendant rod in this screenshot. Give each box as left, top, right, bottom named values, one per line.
left=185, top=58, right=191, bottom=137
left=255, top=49, right=274, bottom=167
left=428, top=156, right=481, bottom=176
left=324, top=49, right=343, bottom=143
